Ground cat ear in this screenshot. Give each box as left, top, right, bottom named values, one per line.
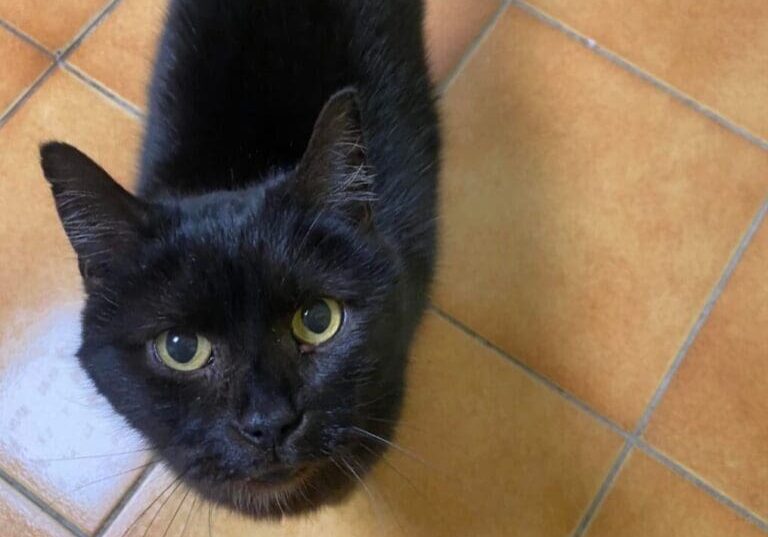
left=296, top=87, right=374, bottom=225
left=40, top=142, right=151, bottom=284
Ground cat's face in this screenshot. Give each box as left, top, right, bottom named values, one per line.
left=40, top=90, right=413, bottom=517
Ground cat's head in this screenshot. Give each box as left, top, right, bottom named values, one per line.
left=39, top=89, right=414, bottom=517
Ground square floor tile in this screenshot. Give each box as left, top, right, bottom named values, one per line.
left=434, top=7, right=768, bottom=429
left=0, top=28, right=50, bottom=117
left=526, top=0, right=768, bottom=141
left=103, top=313, right=622, bottom=537
left=0, top=0, right=109, bottom=51
left=645, top=218, right=768, bottom=520
left=0, top=69, right=148, bottom=533
left=0, top=477, right=73, bottom=537
left=585, top=451, right=765, bottom=537
left=69, top=0, right=167, bottom=109
left=425, top=0, right=501, bottom=83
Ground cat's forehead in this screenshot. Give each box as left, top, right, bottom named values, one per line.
left=140, top=179, right=397, bottom=306
left=155, top=186, right=321, bottom=278
left=166, top=185, right=282, bottom=251
left=176, top=185, right=267, bottom=222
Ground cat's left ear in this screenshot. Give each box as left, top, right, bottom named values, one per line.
left=296, top=87, right=374, bottom=226
left=40, top=142, right=151, bottom=286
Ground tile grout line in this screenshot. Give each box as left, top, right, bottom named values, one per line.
left=0, top=8, right=143, bottom=130
left=53, top=0, right=142, bottom=120
left=510, top=0, right=768, bottom=153
left=92, top=462, right=158, bottom=537
left=634, top=198, right=768, bottom=436
left=575, top=439, right=768, bottom=536
left=0, top=18, right=54, bottom=57
left=0, top=62, right=59, bottom=130
left=0, top=469, right=86, bottom=537
left=0, top=0, right=125, bottom=132
left=430, top=307, right=631, bottom=441
left=56, top=0, right=125, bottom=61
left=571, top=442, right=634, bottom=537
left=570, top=197, right=768, bottom=537
left=62, top=62, right=144, bottom=119
left=435, top=0, right=513, bottom=96
left=637, top=441, right=768, bottom=531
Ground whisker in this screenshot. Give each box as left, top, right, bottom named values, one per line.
left=296, top=480, right=313, bottom=509
left=351, top=426, right=427, bottom=466
left=361, top=443, right=426, bottom=500
left=33, top=439, right=185, bottom=464
left=72, top=460, right=158, bottom=492
left=362, top=416, right=463, bottom=450
left=32, top=446, right=157, bottom=463
left=143, top=479, right=185, bottom=537
left=360, top=436, right=479, bottom=517
left=363, top=416, right=415, bottom=427
left=341, top=453, right=401, bottom=534
left=296, top=209, right=325, bottom=256
left=329, top=455, right=353, bottom=485
left=350, top=389, right=403, bottom=412
left=120, top=471, right=182, bottom=537
left=162, top=488, right=191, bottom=537
left=180, top=496, right=197, bottom=537
left=274, top=490, right=286, bottom=517
left=208, top=503, right=214, bottom=537
left=338, top=454, right=376, bottom=508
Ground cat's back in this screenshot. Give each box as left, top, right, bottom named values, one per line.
left=139, top=0, right=438, bottom=204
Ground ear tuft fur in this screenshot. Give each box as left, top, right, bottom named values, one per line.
left=39, top=141, right=151, bottom=284
left=295, top=88, right=375, bottom=225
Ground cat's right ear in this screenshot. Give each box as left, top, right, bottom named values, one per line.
left=295, top=87, right=374, bottom=227
left=40, top=142, right=151, bottom=285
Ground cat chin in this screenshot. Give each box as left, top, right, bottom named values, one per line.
left=241, top=464, right=316, bottom=497
left=202, top=460, right=358, bottom=519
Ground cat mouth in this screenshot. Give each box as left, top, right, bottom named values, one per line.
left=199, top=451, right=371, bottom=517
left=242, top=464, right=314, bottom=492
left=251, top=466, right=297, bottom=484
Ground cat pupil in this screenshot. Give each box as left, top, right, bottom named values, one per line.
left=166, top=330, right=198, bottom=363
left=302, top=301, right=331, bottom=333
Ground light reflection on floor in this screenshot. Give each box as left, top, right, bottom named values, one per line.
left=0, top=299, right=149, bottom=531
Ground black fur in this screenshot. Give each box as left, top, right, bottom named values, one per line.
left=40, top=0, right=439, bottom=519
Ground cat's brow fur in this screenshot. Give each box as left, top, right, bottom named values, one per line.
left=40, top=0, right=439, bottom=519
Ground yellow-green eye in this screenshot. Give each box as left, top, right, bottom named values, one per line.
left=291, top=298, right=343, bottom=345
left=154, top=329, right=212, bottom=371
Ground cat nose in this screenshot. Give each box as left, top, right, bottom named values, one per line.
left=235, top=407, right=303, bottom=447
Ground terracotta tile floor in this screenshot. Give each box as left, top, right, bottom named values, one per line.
left=0, top=1, right=766, bottom=536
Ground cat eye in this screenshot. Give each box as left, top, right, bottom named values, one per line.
left=154, top=329, right=213, bottom=371
left=291, top=298, right=343, bottom=346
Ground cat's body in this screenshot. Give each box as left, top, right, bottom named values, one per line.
left=142, top=0, right=438, bottom=261
left=40, top=0, right=438, bottom=519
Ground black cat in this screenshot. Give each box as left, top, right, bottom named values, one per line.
left=40, top=0, right=439, bottom=519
